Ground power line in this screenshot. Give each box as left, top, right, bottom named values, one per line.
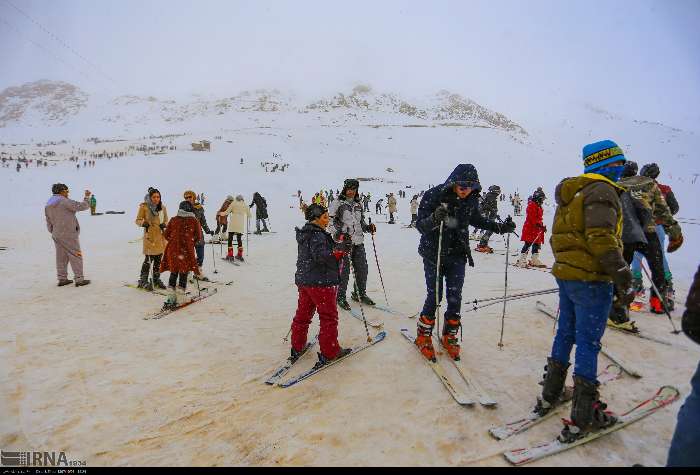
left=2, top=0, right=119, bottom=86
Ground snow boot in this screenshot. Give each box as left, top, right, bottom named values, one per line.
left=337, top=296, right=351, bottom=311
left=57, top=279, right=74, bottom=287
left=163, top=286, right=177, bottom=309
left=317, top=347, right=352, bottom=366
left=236, top=247, right=245, bottom=262
left=175, top=287, right=188, bottom=306
left=75, top=279, right=91, bottom=287
left=415, top=316, right=436, bottom=361
left=475, top=244, right=494, bottom=254
left=515, top=253, right=529, bottom=268
left=529, top=253, right=547, bottom=268
left=534, top=357, right=570, bottom=416
left=226, top=247, right=234, bottom=260
left=559, top=375, right=617, bottom=443
left=649, top=294, right=665, bottom=314
left=440, top=317, right=461, bottom=361
left=152, top=267, right=166, bottom=289
left=254, top=230, right=262, bottom=235
left=351, top=291, right=375, bottom=306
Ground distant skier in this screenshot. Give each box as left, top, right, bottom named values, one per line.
left=475, top=185, right=502, bottom=253
left=135, top=187, right=169, bottom=290
left=328, top=179, right=377, bottom=310
left=89, top=194, right=97, bottom=215
left=414, top=165, right=514, bottom=361
left=290, top=204, right=351, bottom=365
left=515, top=189, right=547, bottom=268
left=249, top=192, right=270, bottom=234
left=375, top=198, right=384, bottom=215
left=160, top=200, right=202, bottom=309
left=219, top=195, right=251, bottom=261
left=387, top=193, right=398, bottom=224
left=409, top=195, right=419, bottom=227
left=45, top=183, right=92, bottom=287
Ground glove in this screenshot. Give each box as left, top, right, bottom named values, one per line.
left=497, top=216, right=516, bottom=234
left=432, top=205, right=449, bottom=224
left=668, top=234, right=683, bottom=253
left=333, top=250, right=346, bottom=261
left=142, top=223, right=150, bottom=231
left=208, top=230, right=215, bottom=236
left=367, top=223, right=377, bottom=234
left=599, top=251, right=632, bottom=295
left=159, top=223, right=166, bottom=231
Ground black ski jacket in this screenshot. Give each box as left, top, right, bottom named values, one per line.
left=249, top=192, right=269, bottom=220
left=295, top=223, right=340, bottom=287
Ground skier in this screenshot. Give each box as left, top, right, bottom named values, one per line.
left=387, top=192, right=398, bottom=224
left=667, top=263, right=700, bottom=466
left=328, top=179, right=377, bottom=310
left=160, top=200, right=202, bottom=309
left=475, top=185, right=502, bottom=253
left=513, top=192, right=523, bottom=216
left=363, top=193, right=371, bottom=212
left=215, top=195, right=234, bottom=241
left=414, top=165, right=515, bottom=361
left=619, top=163, right=683, bottom=314
left=516, top=189, right=547, bottom=268
left=184, top=190, right=214, bottom=281
left=89, top=194, right=97, bottom=215
left=249, top=192, right=270, bottom=234
left=45, top=183, right=92, bottom=287
left=135, top=187, right=169, bottom=290
left=375, top=198, right=384, bottom=215
left=409, top=195, right=419, bottom=227
left=290, top=204, right=352, bottom=365
left=219, top=195, right=251, bottom=261
left=631, top=163, right=680, bottom=309
left=606, top=161, right=650, bottom=332
left=534, top=140, right=630, bottom=443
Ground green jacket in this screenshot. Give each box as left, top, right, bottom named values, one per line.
left=89, top=196, right=96, bottom=207
left=550, top=173, right=626, bottom=282
left=618, top=175, right=681, bottom=240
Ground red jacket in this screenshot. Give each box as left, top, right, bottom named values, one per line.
left=160, top=214, right=202, bottom=274
left=521, top=199, right=545, bottom=244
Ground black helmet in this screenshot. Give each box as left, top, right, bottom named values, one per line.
left=488, top=185, right=501, bottom=194
left=640, top=163, right=660, bottom=179
left=532, top=189, right=546, bottom=203
left=305, top=203, right=327, bottom=221
left=622, top=161, right=638, bottom=178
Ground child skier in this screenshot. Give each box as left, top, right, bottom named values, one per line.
left=160, top=200, right=202, bottom=309
left=290, top=204, right=351, bottom=364
left=516, top=189, right=547, bottom=268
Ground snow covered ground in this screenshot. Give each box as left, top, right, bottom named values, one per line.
left=1, top=120, right=699, bottom=466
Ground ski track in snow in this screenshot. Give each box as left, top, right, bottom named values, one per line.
left=1, top=122, right=699, bottom=467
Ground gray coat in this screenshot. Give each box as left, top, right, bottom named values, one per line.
left=329, top=197, right=369, bottom=245
left=45, top=195, right=90, bottom=241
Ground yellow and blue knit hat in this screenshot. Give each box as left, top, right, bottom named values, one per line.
left=582, top=140, right=626, bottom=173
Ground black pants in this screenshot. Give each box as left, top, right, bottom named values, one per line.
left=411, top=214, right=418, bottom=225
left=521, top=242, right=541, bottom=254
left=228, top=232, right=243, bottom=248
left=168, top=272, right=188, bottom=289
left=338, top=244, right=369, bottom=299
left=623, top=232, right=666, bottom=298
left=389, top=212, right=395, bottom=223
left=256, top=218, right=268, bottom=231
left=140, top=254, right=162, bottom=281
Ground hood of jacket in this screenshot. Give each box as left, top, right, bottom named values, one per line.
left=46, top=195, right=63, bottom=207
left=556, top=173, right=625, bottom=207
left=443, top=164, right=482, bottom=193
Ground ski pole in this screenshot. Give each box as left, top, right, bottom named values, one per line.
left=639, top=261, right=680, bottom=334
left=498, top=231, right=511, bottom=349
left=470, top=288, right=558, bottom=305
left=211, top=238, right=218, bottom=274
left=368, top=217, right=390, bottom=307
left=349, top=258, right=372, bottom=343
left=246, top=216, right=250, bottom=257
left=435, top=217, right=445, bottom=340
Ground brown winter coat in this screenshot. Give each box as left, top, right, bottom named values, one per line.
left=135, top=202, right=169, bottom=256
left=159, top=212, right=202, bottom=274
left=217, top=198, right=233, bottom=225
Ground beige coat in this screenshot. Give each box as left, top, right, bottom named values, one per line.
left=220, top=199, right=251, bottom=234
left=388, top=195, right=398, bottom=213
left=135, top=202, right=169, bottom=255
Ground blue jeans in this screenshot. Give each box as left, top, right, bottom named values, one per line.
left=195, top=242, right=205, bottom=267
left=632, top=224, right=670, bottom=278
left=667, top=360, right=700, bottom=466
left=421, top=256, right=466, bottom=318
left=551, top=279, right=613, bottom=382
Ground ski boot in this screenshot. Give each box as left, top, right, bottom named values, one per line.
left=316, top=347, right=352, bottom=366
left=152, top=270, right=166, bottom=289
left=529, top=253, right=547, bottom=268
left=290, top=346, right=303, bottom=363
left=515, top=253, right=529, bottom=268
left=254, top=229, right=262, bottom=235
left=337, top=296, right=351, bottom=311
left=415, top=316, right=436, bottom=361
left=175, top=287, right=188, bottom=306
left=235, top=247, right=245, bottom=262
left=57, top=279, right=74, bottom=287
left=226, top=247, right=235, bottom=260
left=607, top=305, right=638, bottom=333
left=137, top=278, right=153, bottom=291
left=534, top=357, right=570, bottom=417
left=351, top=291, right=375, bottom=306
left=475, top=244, right=494, bottom=254
left=440, top=317, right=462, bottom=360
left=649, top=294, right=666, bottom=315
left=558, top=375, right=617, bottom=443
left=163, top=286, right=177, bottom=310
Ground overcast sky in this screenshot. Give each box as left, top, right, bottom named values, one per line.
left=1, top=0, right=699, bottom=127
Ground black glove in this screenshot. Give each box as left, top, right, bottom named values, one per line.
left=208, top=230, right=215, bottom=236
left=336, top=233, right=352, bottom=252
left=159, top=223, right=166, bottom=231
left=497, top=216, right=516, bottom=234
left=682, top=310, right=700, bottom=346
left=142, top=223, right=150, bottom=231
left=432, top=205, right=449, bottom=224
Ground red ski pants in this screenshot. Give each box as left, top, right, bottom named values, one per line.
left=291, top=285, right=341, bottom=359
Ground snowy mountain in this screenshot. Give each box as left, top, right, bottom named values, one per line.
left=0, top=80, right=88, bottom=127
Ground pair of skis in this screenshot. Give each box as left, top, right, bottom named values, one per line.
left=144, top=287, right=218, bottom=320
left=123, top=282, right=189, bottom=297
left=400, top=328, right=496, bottom=407
left=488, top=364, right=623, bottom=440
left=501, top=385, right=680, bottom=465
left=265, top=331, right=387, bottom=388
